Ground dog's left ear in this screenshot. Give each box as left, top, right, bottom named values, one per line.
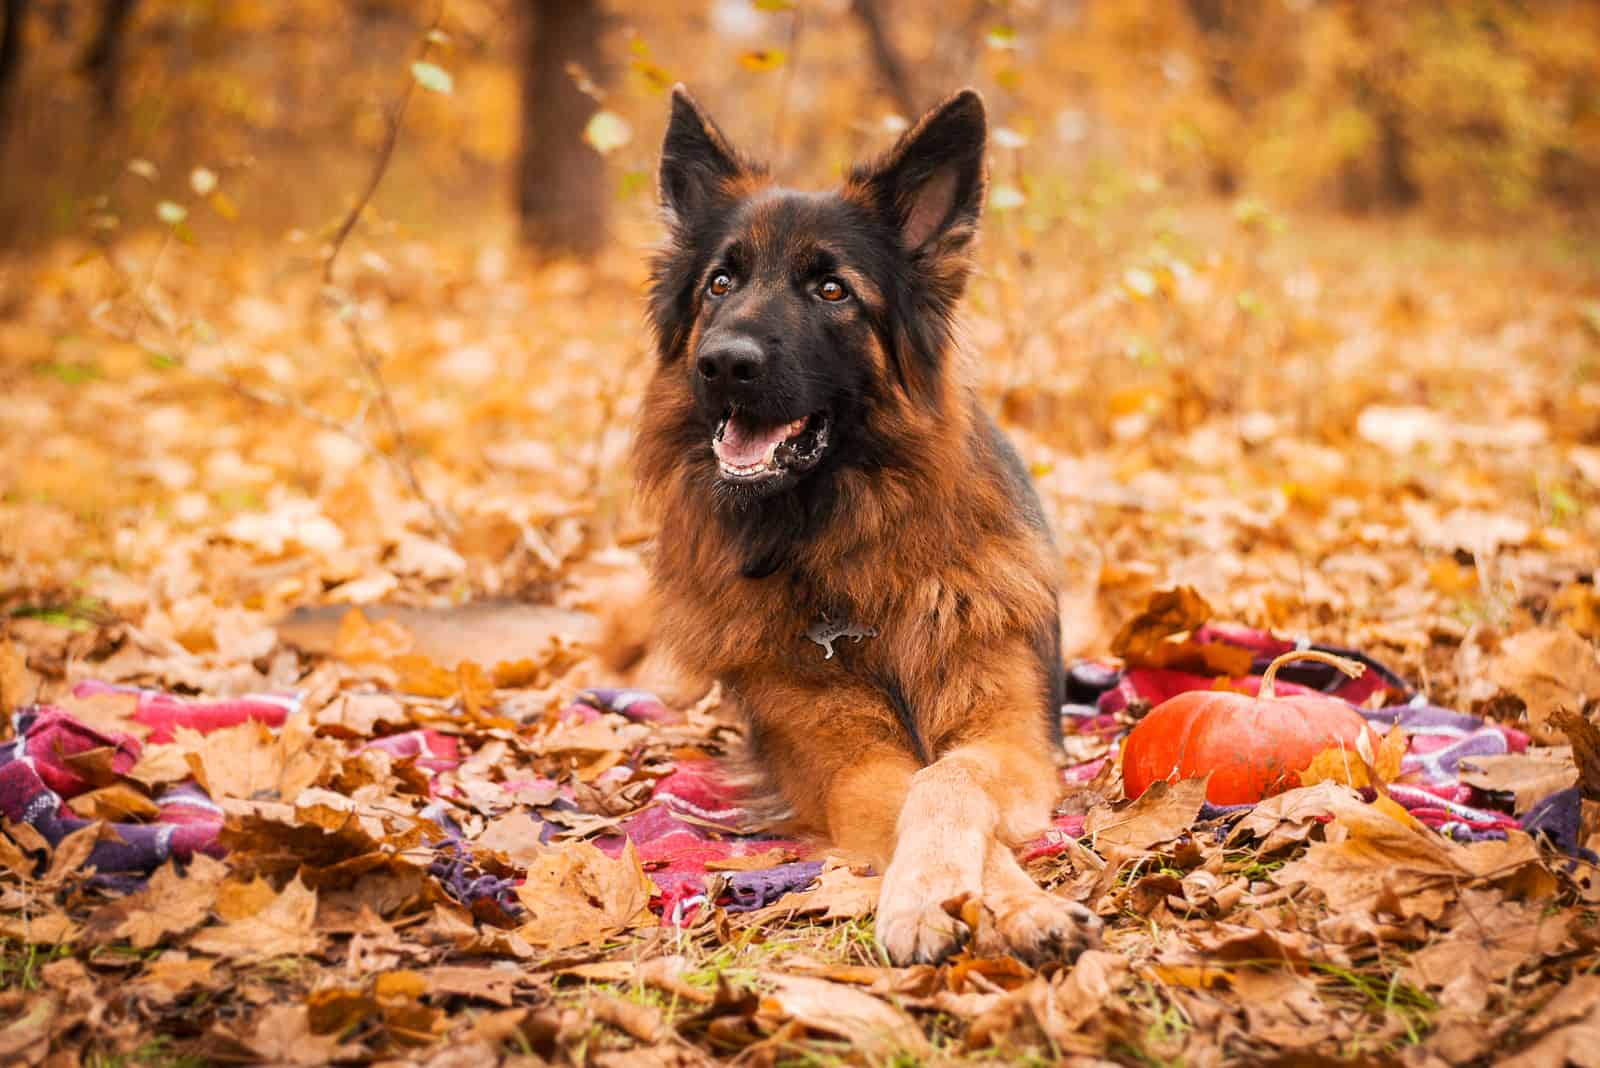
left=853, top=89, right=987, bottom=253
left=659, top=85, right=747, bottom=227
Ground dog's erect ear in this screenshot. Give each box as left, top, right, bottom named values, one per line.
left=659, top=85, right=746, bottom=225
left=854, top=89, right=987, bottom=252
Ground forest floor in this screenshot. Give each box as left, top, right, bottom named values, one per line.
left=1, top=197, right=1598, bottom=1067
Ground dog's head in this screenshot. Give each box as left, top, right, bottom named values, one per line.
left=647, top=86, right=988, bottom=504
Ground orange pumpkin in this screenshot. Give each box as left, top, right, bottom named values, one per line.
left=1121, top=650, right=1384, bottom=805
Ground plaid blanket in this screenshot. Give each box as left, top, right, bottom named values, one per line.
left=0, top=626, right=1587, bottom=925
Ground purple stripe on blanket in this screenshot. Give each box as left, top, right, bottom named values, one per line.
left=1398, top=729, right=1512, bottom=782
left=428, top=840, right=524, bottom=919
left=1523, top=787, right=1596, bottom=863
left=1363, top=700, right=1531, bottom=750
left=0, top=759, right=223, bottom=874
left=1436, top=824, right=1510, bottom=843
left=576, top=688, right=683, bottom=725
left=723, top=860, right=824, bottom=912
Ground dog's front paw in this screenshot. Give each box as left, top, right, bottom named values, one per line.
left=875, top=897, right=971, bottom=965
left=874, top=853, right=982, bottom=965
left=985, top=889, right=1102, bottom=965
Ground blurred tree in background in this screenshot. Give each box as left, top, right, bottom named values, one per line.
left=0, top=0, right=27, bottom=137
left=0, top=0, right=1593, bottom=248
left=517, top=0, right=607, bottom=253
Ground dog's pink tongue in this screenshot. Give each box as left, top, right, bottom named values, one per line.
left=715, top=417, right=793, bottom=467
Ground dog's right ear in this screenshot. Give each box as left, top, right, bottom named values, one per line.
left=659, top=86, right=747, bottom=226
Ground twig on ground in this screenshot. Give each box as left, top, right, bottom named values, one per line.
left=87, top=285, right=437, bottom=513
left=319, top=3, right=457, bottom=533
left=338, top=310, right=457, bottom=533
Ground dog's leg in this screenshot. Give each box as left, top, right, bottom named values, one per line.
left=873, top=748, right=994, bottom=963
left=822, top=751, right=918, bottom=864
left=741, top=681, right=921, bottom=867
left=874, top=733, right=1080, bottom=965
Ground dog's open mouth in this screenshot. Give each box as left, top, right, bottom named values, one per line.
left=713, top=409, right=830, bottom=482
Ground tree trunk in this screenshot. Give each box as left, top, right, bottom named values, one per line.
left=1183, top=0, right=1239, bottom=105
left=517, top=0, right=607, bottom=255
left=852, top=0, right=917, bottom=118
left=0, top=0, right=27, bottom=141
left=80, top=0, right=138, bottom=118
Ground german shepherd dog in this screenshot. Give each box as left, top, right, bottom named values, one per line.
left=635, top=86, right=1101, bottom=965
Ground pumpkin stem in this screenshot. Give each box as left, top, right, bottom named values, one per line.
left=1258, top=649, right=1365, bottom=700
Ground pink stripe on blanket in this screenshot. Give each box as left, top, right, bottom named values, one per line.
left=12, top=706, right=141, bottom=797
left=360, top=729, right=461, bottom=772
left=72, top=681, right=299, bottom=744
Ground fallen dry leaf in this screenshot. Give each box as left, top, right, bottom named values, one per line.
left=964, top=950, right=1130, bottom=1054
left=420, top=965, right=522, bottom=1007
left=0, top=639, right=32, bottom=722
left=1086, top=776, right=1208, bottom=850
left=126, top=953, right=218, bottom=1005
left=114, top=854, right=227, bottom=948
left=65, top=781, right=160, bottom=821
left=0, top=995, right=55, bottom=1064
left=1109, top=586, right=1254, bottom=677
left=182, top=716, right=336, bottom=802
left=1500, top=975, right=1600, bottom=1068
left=474, top=809, right=551, bottom=870
left=1552, top=706, right=1600, bottom=801
left=189, top=875, right=322, bottom=961
left=332, top=608, right=415, bottom=664
left=1409, top=891, right=1573, bottom=1011
left=1300, top=724, right=1405, bottom=789
left=758, top=973, right=930, bottom=1058
left=0, top=911, right=81, bottom=943
left=704, top=847, right=798, bottom=872
left=514, top=840, right=653, bottom=948
left=1274, top=788, right=1542, bottom=914
left=243, top=1003, right=357, bottom=1065
left=1490, top=627, right=1600, bottom=735
left=592, top=994, right=664, bottom=1042
left=748, top=857, right=878, bottom=921
left=1460, top=746, right=1581, bottom=811
left=1229, top=780, right=1353, bottom=852
left=1553, top=582, right=1600, bottom=640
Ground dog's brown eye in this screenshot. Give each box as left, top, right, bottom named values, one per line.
left=708, top=272, right=733, bottom=297
left=818, top=279, right=848, bottom=302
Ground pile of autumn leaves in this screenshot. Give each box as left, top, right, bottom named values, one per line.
left=1, top=589, right=1598, bottom=1067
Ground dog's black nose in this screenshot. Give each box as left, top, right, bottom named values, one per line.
left=695, top=336, right=765, bottom=386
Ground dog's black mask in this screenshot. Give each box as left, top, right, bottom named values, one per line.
left=649, top=86, right=988, bottom=515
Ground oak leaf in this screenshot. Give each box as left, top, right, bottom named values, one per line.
left=190, top=875, right=321, bottom=961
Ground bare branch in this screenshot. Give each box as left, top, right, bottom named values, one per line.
left=323, top=5, right=445, bottom=287
left=316, top=2, right=458, bottom=533
left=86, top=3, right=461, bottom=540
left=337, top=312, right=458, bottom=533
left=87, top=267, right=446, bottom=526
